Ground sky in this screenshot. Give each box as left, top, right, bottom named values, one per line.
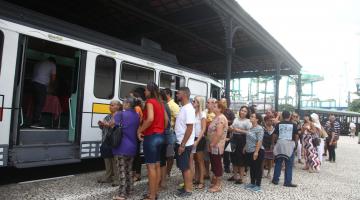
left=235, top=0, right=360, bottom=107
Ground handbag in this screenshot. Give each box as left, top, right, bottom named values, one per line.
left=107, top=112, right=124, bottom=148
left=312, top=137, right=320, bottom=147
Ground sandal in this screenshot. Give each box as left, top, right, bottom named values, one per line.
left=113, top=195, right=126, bottom=200
left=133, top=176, right=141, bottom=182
left=234, top=179, right=243, bottom=184
left=142, top=194, right=158, bottom=200
left=209, top=185, right=222, bottom=193
left=227, top=176, right=235, bottom=181
left=195, top=183, right=205, bottom=190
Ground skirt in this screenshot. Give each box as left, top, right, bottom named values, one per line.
left=230, top=134, right=247, bottom=166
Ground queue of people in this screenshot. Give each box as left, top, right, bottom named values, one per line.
left=96, top=81, right=341, bottom=200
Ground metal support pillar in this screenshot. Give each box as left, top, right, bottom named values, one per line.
left=297, top=73, right=302, bottom=110
left=225, top=18, right=234, bottom=101
left=274, top=61, right=282, bottom=111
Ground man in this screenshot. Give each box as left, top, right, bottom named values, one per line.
left=324, top=114, right=340, bottom=163
left=272, top=111, right=298, bottom=187
left=204, top=98, right=216, bottom=178
left=291, top=112, right=303, bottom=164
left=164, top=88, right=180, bottom=177
left=220, top=98, right=235, bottom=173
left=174, top=87, right=195, bottom=197
left=30, top=57, right=56, bottom=128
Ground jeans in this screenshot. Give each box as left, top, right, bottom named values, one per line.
left=246, top=149, right=264, bottom=186
left=273, top=152, right=295, bottom=185
left=328, top=144, right=336, bottom=162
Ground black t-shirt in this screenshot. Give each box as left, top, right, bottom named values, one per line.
left=273, top=121, right=298, bottom=141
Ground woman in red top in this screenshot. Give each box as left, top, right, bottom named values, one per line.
left=137, top=81, right=168, bottom=200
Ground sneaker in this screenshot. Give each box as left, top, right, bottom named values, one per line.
left=174, top=191, right=192, bottom=198
left=284, top=183, right=297, bottom=187
left=244, top=184, right=255, bottom=189
left=250, top=186, right=262, bottom=192
left=177, top=188, right=185, bottom=193
left=30, top=123, right=45, bottom=129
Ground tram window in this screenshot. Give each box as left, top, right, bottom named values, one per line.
left=0, top=31, right=3, bottom=75
left=160, top=72, right=185, bottom=93
left=119, top=62, right=154, bottom=99
left=188, top=78, right=207, bottom=98
left=211, top=84, right=220, bottom=99
left=94, top=55, right=116, bottom=99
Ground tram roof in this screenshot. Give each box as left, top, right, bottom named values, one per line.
left=2, top=0, right=302, bottom=79
left=301, top=108, right=360, bottom=117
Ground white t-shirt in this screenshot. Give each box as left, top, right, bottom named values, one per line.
left=231, top=118, right=251, bottom=134
left=175, top=103, right=195, bottom=146
left=194, top=111, right=206, bottom=137
left=32, top=60, right=56, bottom=86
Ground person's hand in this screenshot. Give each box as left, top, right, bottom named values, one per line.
left=178, top=145, right=185, bottom=155
left=137, top=129, right=144, bottom=141
left=253, top=151, right=258, bottom=160
left=242, top=147, right=246, bottom=155
left=98, top=120, right=104, bottom=127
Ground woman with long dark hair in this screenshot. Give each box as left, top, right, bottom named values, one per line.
left=228, top=106, right=251, bottom=184
left=137, top=82, right=168, bottom=200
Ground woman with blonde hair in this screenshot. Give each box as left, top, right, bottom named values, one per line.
left=192, top=96, right=207, bottom=189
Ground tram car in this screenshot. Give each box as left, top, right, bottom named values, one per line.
left=0, top=5, right=222, bottom=168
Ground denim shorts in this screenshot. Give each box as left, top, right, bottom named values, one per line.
left=143, top=133, right=164, bottom=164
left=175, top=143, right=193, bottom=172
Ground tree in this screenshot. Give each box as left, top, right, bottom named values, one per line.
left=349, top=99, right=360, bottom=113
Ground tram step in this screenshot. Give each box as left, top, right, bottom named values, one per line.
left=10, top=143, right=80, bottom=168
left=19, top=129, right=69, bottom=145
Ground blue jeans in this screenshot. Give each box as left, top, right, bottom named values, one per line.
left=272, top=152, right=295, bottom=185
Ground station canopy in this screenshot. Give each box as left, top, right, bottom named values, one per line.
left=3, top=0, right=302, bottom=79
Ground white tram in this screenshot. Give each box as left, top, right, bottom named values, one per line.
left=0, top=8, right=222, bottom=168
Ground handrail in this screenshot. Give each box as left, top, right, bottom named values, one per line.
left=68, top=98, right=74, bottom=129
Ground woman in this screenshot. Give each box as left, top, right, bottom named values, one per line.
left=262, top=115, right=275, bottom=178
left=130, top=89, right=145, bottom=183
left=207, top=101, right=228, bottom=193
left=302, top=114, right=321, bottom=173
left=112, top=98, right=140, bottom=200
left=301, top=114, right=311, bottom=170
left=137, top=82, right=168, bottom=200
left=159, top=89, right=171, bottom=189
left=244, top=113, right=264, bottom=192
left=97, top=100, right=122, bottom=184
left=228, top=106, right=251, bottom=184
left=192, top=96, right=207, bottom=190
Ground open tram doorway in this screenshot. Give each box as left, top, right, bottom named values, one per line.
left=14, top=35, right=83, bottom=147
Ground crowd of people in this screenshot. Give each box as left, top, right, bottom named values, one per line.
left=97, top=81, right=341, bottom=200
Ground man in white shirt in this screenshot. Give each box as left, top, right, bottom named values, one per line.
left=174, top=87, right=195, bottom=197
left=30, top=57, right=56, bottom=128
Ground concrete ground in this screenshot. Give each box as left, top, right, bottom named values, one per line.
left=1, top=136, right=359, bottom=200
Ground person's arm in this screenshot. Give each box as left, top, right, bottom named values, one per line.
left=194, top=117, right=206, bottom=146
left=137, top=103, right=153, bottom=141
left=253, top=128, right=264, bottom=160
left=178, top=124, right=194, bottom=155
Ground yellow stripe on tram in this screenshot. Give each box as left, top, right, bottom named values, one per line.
left=92, top=103, right=110, bottom=114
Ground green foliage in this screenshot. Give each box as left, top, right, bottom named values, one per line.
left=349, top=99, right=360, bottom=112
left=278, top=104, right=295, bottom=112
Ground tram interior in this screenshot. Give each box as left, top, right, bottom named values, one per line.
left=21, top=36, right=79, bottom=131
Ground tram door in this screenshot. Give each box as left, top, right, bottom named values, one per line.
left=9, top=34, right=85, bottom=168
